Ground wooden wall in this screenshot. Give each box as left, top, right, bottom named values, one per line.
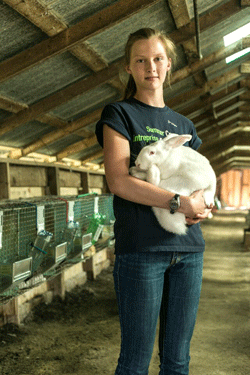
left=0, top=159, right=109, bottom=200
left=219, top=169, right=250, bottom=208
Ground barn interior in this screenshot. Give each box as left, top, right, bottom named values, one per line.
left=0, top=1, right=250, bottom=374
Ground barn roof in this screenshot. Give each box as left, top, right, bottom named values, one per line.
left=0, top=0, right=250, bottom=176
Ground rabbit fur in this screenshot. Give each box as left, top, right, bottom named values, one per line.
left=129, top=131, right=216, bottom=235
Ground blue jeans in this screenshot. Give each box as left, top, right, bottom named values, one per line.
left=113, top=251, right=203, bottom=375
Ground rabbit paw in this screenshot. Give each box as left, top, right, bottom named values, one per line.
left=129, top=166, right=147, bottom=181
left=203, top=191, right=215, bottom=207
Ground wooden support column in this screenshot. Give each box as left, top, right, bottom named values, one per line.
left=47, top=167, right=60, bottom=196
left=241, top=0, right=250, bottom=7
left=0, top=162, right=10, bottom=199
left=81, top=172, right=90, bottom=194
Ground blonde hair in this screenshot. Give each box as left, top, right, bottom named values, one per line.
left=123, top=28, right=177, bottom=100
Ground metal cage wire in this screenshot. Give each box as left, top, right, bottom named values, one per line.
left=0, top=194, right=115, bottom=302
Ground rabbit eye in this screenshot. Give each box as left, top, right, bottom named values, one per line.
left=149, top=151, right=155, bottom=155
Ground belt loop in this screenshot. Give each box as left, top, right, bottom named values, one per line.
left=170, top=252, right=177, bottom=266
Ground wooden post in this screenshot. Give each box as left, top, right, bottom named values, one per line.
left=47, top=166, right=60, bottom=195
left=81, top=172, right=90, bottom=194
left=0, top=162, right=10, bottom=199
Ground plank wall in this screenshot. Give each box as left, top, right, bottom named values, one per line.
left=0, top=159, right=108, bottom=200
left=220, top=170, right=250, bottom=208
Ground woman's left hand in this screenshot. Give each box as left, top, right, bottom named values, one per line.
left=185, top=204, right=213, bottom=225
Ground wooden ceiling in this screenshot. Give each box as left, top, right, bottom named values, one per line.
left=0, top=0, right=250, bottom=176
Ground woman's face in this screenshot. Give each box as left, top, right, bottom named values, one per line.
left=126, top=36, right=171, bottom=95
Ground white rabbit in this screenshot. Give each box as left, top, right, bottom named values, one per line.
left=130, top=131, right=216, bottom=235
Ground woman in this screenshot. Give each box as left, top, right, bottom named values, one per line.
left=96, top=28, right=212, bottom=375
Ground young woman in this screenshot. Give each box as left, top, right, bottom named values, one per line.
left=96, top=28, right=212, bottom=375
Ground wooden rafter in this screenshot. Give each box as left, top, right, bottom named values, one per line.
left=8, top=108, right=102, bottom=159
left=0, top=59, right=122, bottom=137
left=0, top=0, right=242, bottom=84
left=167, top=67, right=247, bottom=112
left=0, top=0, right=160, bottom=82
left=1, top=0, right=249, bottom=173
left=169, top=0, right=207, bottom=87
left=82, top=150, right=103, bottom=165
left=3, top=39, right=248, bottom=139
left=56, top=135, right=97, bottom=161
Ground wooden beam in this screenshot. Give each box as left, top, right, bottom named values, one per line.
left=216, top=101, right=246, bottom=117
left=1, top=41, right=244, bottom=139
left=166, top=68, right=242, bottom=109
left=0, top=0, right=159, bottom=82
left=200, top=132, right=250, bottom=157
left=170, top=0, right=241, bottom=45
left=169, top=0, right=206, bottom=87
left=4, top=1, right=121, bottom=97
left=212, top=87, right=249, bottom=108
left=242, top=36, right=250, bottom=49
left=82, top=150, right=103, bottom=165
left=182, top=86, right=247, bottom=119
left=47, top=167, right=60, bottom=195
left=70, top=42, right=108, bottom=72
left=36, top=113, right=68, bottom=128
left=0, top=0, right=242, bottom=83
left=0, top=60, right=121, bottom=137
left=170, top=41, right=243, bottom=85
left=0, top=162, right=10, bottom=199
left=241, top=63, right=250, bottom=74
left=168, top=0, right=190, bottom=28
left=56, top=136, right=97, bottom=161
left=0, top=95, right=28, bottom=113
left=3, top=0, right=67, bottom=35
left=8, top=109, right=102, bottom=159
left=241, top=0, right=250, bottom=7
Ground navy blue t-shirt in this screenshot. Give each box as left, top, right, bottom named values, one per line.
left=95, top=97, right=205, bottom=254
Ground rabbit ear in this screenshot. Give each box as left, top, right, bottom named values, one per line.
left=164, top=134, right=192, bottom=148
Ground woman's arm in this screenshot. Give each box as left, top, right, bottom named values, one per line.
left=103, top=125, right=208, bottom=218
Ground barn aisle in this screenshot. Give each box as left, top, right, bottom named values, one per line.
left=149, top=210, right=250, bottom=375
left=189, top=210, right=250, bottom=375
left=0, top=210, right=249, bottom=375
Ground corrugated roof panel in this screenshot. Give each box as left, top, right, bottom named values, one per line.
left=87, top=0, right=175, bottom=64
left=0, top=52, right=90, bottom=105
left=200, top=8, right=250, bottom=58
left=83, top=121, right=99, bottom=135
left=186, top=0, right=227, bottom=18
left=205, top=52, right=250, bottom=82
left=0, top=2, right=47, bottom=63
left=71, top=143, right=101, bottom=160
left=50, top=84, right=120, bottom=121
left=0, top=109, right=10, bottom=122
left=40, top=0, right=120, bottom=26
left=37, top=134, right=83, bottom=156
left=0, top=121, right=54, bottom=148
left=164, top=76, right=196, bottom=102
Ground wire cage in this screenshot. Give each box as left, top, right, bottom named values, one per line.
left=95, top=194, right=115, bottom=251
left=0, top=193, right=116, bottom=301
left=0, top=201, right=36, bottom=296
left=29, top=197, right=69, bottom=275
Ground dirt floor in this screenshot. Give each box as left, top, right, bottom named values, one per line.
left=0, top=210, right=250, bottom=375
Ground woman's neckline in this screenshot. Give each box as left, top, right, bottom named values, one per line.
left=129, top=97, right=167, bottom=110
